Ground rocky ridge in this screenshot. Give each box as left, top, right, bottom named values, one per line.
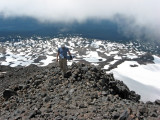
left=0, top=62, right=160, bottom=120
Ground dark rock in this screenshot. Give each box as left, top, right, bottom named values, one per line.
left=65, top=71, right=72, bottom=78
left=46, top=108, right=52, bottom=113
left=146, top=101, right=153, bottom=105
left=139, top=107, right=149, bottom=116
left=1, top=62, right=160, bottom=120
left=36, top=74, right=43, bottom=79
left=34, top=80, right=43, bottom=86
left=13, top=109, right=21, bottom=116
left=77, top=77, right=81, bottom=81
left=151, top=112, right=158, bottom=117
left=102, top=86, right=108, bottom=91
left=107, top=94, right=113, bottom=100
left=41, top=93, right=47, bottom=98
left=112, top=111, right=120, bottom=119
left=3, top=89, right=17, bottom=100
left=55, top=116, right=62, bottom=120
left=130, top=64, right=138, bottom=67
left=90, top=66, right=98, bottom=72
left=69, top=88, right=75, bottom=94
left=44, top=96, right=50, bottom=103
left=130, top=92, right=141, bottom=102
left=99, top=79, right=106, bottom=86
left=81, top=66, right=88, bottom=72
left=36, top=110, right=41, bottom=115
left=24, top=84, right=30, bottom=89
left=109, top=81, right=117, bottom=86
left=119, top=110, right=129, bottom=120
left=10, top=103, right=17, bottom=109
left=155, top=100, right=160, bottom=105
left=103, top=113, right=110, bottom=119
left=14, top=84, right=25, bottom=91
left=28, top=110, right=37, bottom=119
left=114, top=83, right=130, bottom=99
left=14, top=116, right=22, bottom=120
left=91, top=93, right=98, bottom=99
left=79, top=103, right=87, bottom=108
left=68, top=116, right=77, bottom=120
left=0, top=72, right=5, bottom=78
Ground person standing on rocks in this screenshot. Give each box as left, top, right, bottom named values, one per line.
left=56, top=43, right=72, bottom=77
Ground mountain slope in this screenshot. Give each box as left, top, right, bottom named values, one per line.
left=0, top=63, right=160, bottom=119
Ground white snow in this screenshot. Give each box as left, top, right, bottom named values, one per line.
left=111, top=56, right=160, bottom=101
left=1, top=62, right=10, bottom=66
left=109, top=51, right=119, bottom=55
left=110, top=60, right=118, bottom=65
left=68, top=41, right=76, bottom=47
left=91, top=40, right=102, bottom=48
left=103, top=65, right=110, bottom=69
left=154, top=55, right=160, bottom=64
left=39, top=55, right=55, bottom=66
left=96, top=49, right=105, bottom=53
left=83, top=51, right=106, bottom=63
left=0, top=53, right=3, bottom=57
left=126, top=53, right=138, bottom=59
left=104, top=53, right=111, bottom=56
left=67, top=61, right=73, bottom=66
left=114, top=55, right=122, bottom=60
left=91, top=63, right=99, bottom=66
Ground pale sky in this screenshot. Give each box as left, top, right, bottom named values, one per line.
left=0, top=0, right=160, bottom=41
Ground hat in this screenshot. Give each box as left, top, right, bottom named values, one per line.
left=61, top=43, right=65, bottom=47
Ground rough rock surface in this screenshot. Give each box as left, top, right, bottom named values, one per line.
left=0, top=62, right=160, bottom=120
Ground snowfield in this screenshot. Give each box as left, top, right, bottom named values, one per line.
left=111, top=56, right=160, bottom=101
left=0, top=36, right=160, bottom=101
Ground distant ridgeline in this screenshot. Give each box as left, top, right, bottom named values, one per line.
left=0, top=17, right=159, bottom=54
left=0, top=35, right=160, bottom=55
left=0, top=17, right=128, bottom=41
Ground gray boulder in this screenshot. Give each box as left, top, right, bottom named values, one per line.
left=3, top=89, right=17, bottom=100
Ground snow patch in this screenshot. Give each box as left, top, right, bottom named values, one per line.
left=83, top=51, right=106, bottom=63
left=111, top=61, right=160, bottom=101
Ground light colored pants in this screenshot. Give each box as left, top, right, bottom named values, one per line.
left=59, top=58, right=67, bottom=75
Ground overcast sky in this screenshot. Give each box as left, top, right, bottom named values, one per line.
left=0, top=0, right=160, bottom=41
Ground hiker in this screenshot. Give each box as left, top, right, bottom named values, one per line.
left=56, top=43, right=72, bottom=77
